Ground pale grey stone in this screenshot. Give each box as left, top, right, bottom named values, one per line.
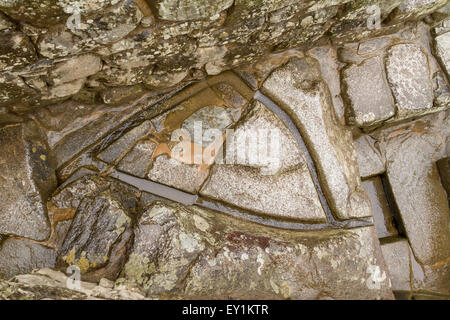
left=200, top=101, right=326, bottom=222
left=154, top=0, right=234, bottom=21
left=262, top=57, right=372, bottom=219
left=386, top=44, right=434, bottom=115
left=343, top=57, right=395, bottom=127
left=148, top=155, right=210, bottom=194
left=354, top=135, right=385, bottom=179
left=0, top=239, right=56, bottom=280
left=380, top=111, right=450, bottom=265
left=117, top=139, right=157, bottom=178
left=435, top=32, right=450, bottom=77
left=381, top=239, right=412, bottom=292
left=0, top=123, right=56, bottom=241
left=119, top=201, right=393, bottom=299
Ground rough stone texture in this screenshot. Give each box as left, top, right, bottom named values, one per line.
left=117, top=139, right=157, bottom=178
left=148, top=155, right=210, bottom=194
left=435, top=31, right=450, bottom=77
left=49, top=54, right=102, bottom=85
left=262, top=57, right=372, bottom=220
left=343, top=56, right=395, bottom=127
left=386, top=44, right=434, bottom=116
left=0, top=239, right=56, bottom=280
left=200, top=101, right=326, bottom=222
left=51, top=175, right=139, bottom=283
left=362, top=178, right=398, bottom=239
left=381, top=239, right=412, bottom=292
left=0, top=123, right=56, bottom=241
left=0, top=32, right=36, bottom=71
left=0, top=268, right=146, bottom=300
left=118, top=201, right=393, bottom=299
left=378, top=111, right=450, bottom=266
left=354, top=135, right=386, bottom=179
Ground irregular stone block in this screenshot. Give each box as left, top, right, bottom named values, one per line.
left=262, top=57, right=372, bottom=219
left=54, top=175, right=138, bottom=283
left=148, top=155, right=210, bottom=194
left=152, top=0, right=234, bottom=21
left=381, top=239, right=412, bottom=292
left=362, top=178, right=398, bottom=239
left=117, top=140, right=157, bottom=178
left=380, top=111, right=450, bottom=265
left=386, top=44, right=434, bottom=116
left=354, top=135, right=385, bottom=179
left=343, top=57, right=395, bottom=127
left=0, top=123, right=56, bottom=241
left=0, top=239, right=56, bottom=280
left=200, top=101, right=326, bottom=222
left=437, top=157, right=450, bottom=201
left=97, top=121, right=153, bottom=164
left=119, top=201, right=393, bottom=299
left=435, top=31, right=450, bottom=78
left=0, top=32, right=36, bottom=71
left=49, top=54, right=102, bottom=85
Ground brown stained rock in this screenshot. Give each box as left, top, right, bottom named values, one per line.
left=262, top=57, right=372, bottom=220
left=0, top=32, right=36, bottom=72
left=435, top=31, right=450, bottom=78
left=378, top=111, right=450, bottom=266
left=0, top=122, right=56, bottom=241
left=49, top=54, right=102, bottom=85
left=342, top=56, right=395, bottom=127
left=118, top=201, right=393, bottom=300
left=52, top=175, right=139, bottom=283
left=117, top=140, right=157, bottom=178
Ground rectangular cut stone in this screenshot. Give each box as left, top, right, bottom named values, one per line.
left=381, top=239, right=412, bottom=292
left=262, top=57, right=372, bottom=219
left=97, top=121, right=152, bottom=164
left=0, top=123, right=56, bottom=241
left=354, top=135, right=385, bottom=179
left=362, top=177, right=398, bottom=239
left=386, top=44, right=434, bottom=116
left=343, top=56, right=395, bottom=127
left=380, top=112, right=450, bottom=266
left=435, top=32, right=450, bottom=78
left=117, top=140, right=156, bottom=178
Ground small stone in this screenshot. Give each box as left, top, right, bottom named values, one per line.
left=117, top=140, right=157, bottom=178
left=386, top=44, right=434, bottom=116
left=99, top=278, right=115, bottom=289
left=0, top=32, right=36, bottom=71
left=381, top=239, right=412, bottom=292
left=50, top=54, right=102, bottom=85
left=343, top=57, right=395, bottom=127
left=362, top=177, right=398, bottom=239
left=354, top=135, right=385, bottom=179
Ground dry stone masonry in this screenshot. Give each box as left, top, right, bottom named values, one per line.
left=0, top=0, right=449, bottom=300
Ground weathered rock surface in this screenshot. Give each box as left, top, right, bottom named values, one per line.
left=0, top=122, right=56, bottom=241
left=381, top=239, right=412, bottom=292
left=51, top=175, right=139, bottom=283
left=200, top=101, right=326, bottom=222
left=354, top=135, right=386, bottom=179
left=262, top=57, right=371, bottom=220
left=118, top=201, right=393, bottom=299
left=0, top=268, right=146, bottom=300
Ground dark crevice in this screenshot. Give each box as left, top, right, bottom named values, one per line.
left=380, top=173, right=407, bottom=237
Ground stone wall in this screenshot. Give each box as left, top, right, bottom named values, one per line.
left=0, top=0, right=449, bottom=300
